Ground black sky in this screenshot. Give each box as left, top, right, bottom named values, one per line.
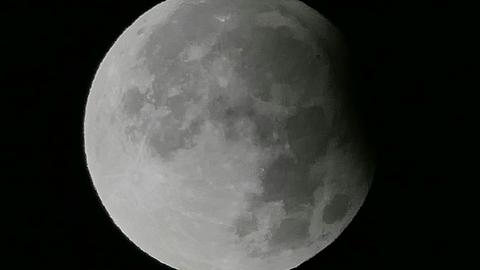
left=6, top=0, right=475, bottom=269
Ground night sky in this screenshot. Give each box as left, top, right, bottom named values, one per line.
left=6, top=0, right=474, bottom=269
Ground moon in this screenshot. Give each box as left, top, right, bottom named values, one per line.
left=84, top=0, right=373, bottom=270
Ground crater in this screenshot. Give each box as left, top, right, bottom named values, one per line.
left=137, top=27, right=146, bottom=36
left=121, top=87, right=145, bottom=117
left=258, top=155, right=318, bottom=212
left=322, top=194, right=351, bottom=224
left=138, top=0, right=225, bottom=73
left=233, top=213, right=258, bottom=238
left=206, top=94, right=256, bottom=142
left=250, top=113, right=279, bottom=147
left=255, top=10, right=309, bottom=42
left=286, top=106, right=329, bottom=163
left=268, top=217, right=310, bottom=251
left=148, top=114, right=203, bottom=161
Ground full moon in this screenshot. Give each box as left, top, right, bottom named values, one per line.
left=84, top=0, right=373, bottom=269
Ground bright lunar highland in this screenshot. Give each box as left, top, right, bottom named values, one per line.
left=84, top=0, right=373, bottom=270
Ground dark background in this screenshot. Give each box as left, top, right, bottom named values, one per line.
left=7, top=0, right=474, bottom=269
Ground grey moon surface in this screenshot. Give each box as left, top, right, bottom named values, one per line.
left=84, top=0, right=373, bottom=270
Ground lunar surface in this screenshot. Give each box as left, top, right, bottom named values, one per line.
left=84, top=0, right=373, bottom=270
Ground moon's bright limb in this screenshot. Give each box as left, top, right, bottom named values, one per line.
left=84, top=0, right=373, bottom=270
